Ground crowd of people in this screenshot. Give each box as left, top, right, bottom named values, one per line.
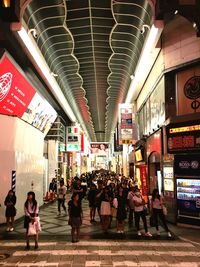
left=3, top=170, right=171, bottom=248
left=60, top=171, right=172, bottom=242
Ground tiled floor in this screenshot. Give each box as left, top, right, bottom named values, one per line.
left=0, top=200, right=199, bottom=266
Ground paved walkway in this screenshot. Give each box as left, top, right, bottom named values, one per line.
left=0, top=200, right=199, bottom=266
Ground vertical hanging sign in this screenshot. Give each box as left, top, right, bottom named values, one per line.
left=118, top=103, right=137, bottom=145
left=11, top=170, right=16, bottom=192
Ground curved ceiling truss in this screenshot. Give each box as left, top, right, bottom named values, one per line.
left=23, top=0, right=152, bottom=142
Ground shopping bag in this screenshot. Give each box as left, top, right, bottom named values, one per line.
left=28, top=222, right=37, bottom=236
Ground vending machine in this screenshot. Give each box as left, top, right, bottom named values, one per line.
left=177, top=178, right=200, bottom=219
left=175, top=155, right=200, bottom=226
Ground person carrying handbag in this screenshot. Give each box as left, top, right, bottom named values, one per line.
left=150, top=189, right=171, bottom=237
left=24, top=191, right=41, bottom=249
left=132, top=187, right=152, bottom=237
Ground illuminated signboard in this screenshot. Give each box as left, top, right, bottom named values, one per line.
left=0, top=53, right=36, bottom=117
left=118, top=103, right=137, bottom=145
left=67, top=144, right=80, bottom=152
left=66, top=126, right=80, bottom=152
left=163, top=166, right=173, bottom=179
left=90, top=143, right=109, bottom=156
left=164, top=179, right=174, bottom=192
left=135, top=149, right=143, bottom=162
left=169, top=125, right=200, bottom=133
left=22, top=93, right=57, bottom=135
left=166, top=121, right=200, bottom=153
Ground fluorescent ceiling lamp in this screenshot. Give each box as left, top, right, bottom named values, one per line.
left=17, top=27, right=76, bottom=122
left=125, top=25, right=161, bottom=104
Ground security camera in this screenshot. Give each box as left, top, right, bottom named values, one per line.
left=28, top=29, right=38, bottom=39
left=140, top=26, right=145, bottom=34
left=140, top=24, right=150, bottom=34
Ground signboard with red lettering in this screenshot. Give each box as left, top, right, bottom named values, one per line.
left=166, top=121, right=200, bottom=153
left=0, top=53, right=36, bottom=117
left=139, top=165, right=148, bottom=196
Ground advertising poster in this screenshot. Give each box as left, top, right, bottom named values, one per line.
left=90, top=143, right=109, bottom=156
left=0, top=53, right=36, bottom=117
left=22, top=93, right=57, bottom=135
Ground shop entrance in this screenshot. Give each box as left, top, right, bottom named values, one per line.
left=148, top=152, right=161, bottom=194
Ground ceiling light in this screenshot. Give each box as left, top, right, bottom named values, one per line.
left=51, top=72, right=58, bottom=77
left=17, top=27, right=76, bottom=122
left=2, top=0, right=10, bottom=8
left=174, top=10, right=178, bottom=15
left=125, top=24, right=163, bottom=104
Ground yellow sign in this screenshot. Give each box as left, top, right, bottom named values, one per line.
left=169, top=124, right=200, bottom=134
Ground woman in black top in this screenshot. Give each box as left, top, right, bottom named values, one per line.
left=68, top=193, right=83, bottom=243
left=4, top=190, right=16, bottom=232
left=87, top=183, right=97, bottom=223
left=115, top=185, right=127, bottom=234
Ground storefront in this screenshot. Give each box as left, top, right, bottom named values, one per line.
left=166, top=120, right=200, bottom=226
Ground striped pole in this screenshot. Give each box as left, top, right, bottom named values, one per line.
left=11, top=170, right=16, bottom=192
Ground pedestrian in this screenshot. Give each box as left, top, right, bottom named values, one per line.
left=49, top=178, right=57, bottom=193
left=68, top=193, right=83, bottom=243
left=4, top=190, right=17, bottom=232
left=127, top=186, right=135, bottom=226
left=99, top=186, right=112, bottom=233
left=87, top=183, right=97, bottom=223
left=72, top=178, right=84, bottom=201
left=114, top=184, right=127, bottom=234
left=133, top=187, right=152, bottom=237
left=95, top=180, right=104, bottom=219
left=57, top=180, right=67, bottom=216
left=150, top=189, right=171, bottom=237
left=24, top=191, right=41, bottom=249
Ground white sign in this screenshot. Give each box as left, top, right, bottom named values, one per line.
left=164, top=179, right=174, bottom=191
left=163, top=166, right=173, bottom=179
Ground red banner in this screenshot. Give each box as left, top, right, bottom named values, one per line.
left=139, top=165, right=148, bottom=196
left=0, top=53, right=36, bottom=117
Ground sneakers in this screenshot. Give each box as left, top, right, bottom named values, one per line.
left=6, top=227, right=10, bottom=232
left=137, top=231, right=142, bottom=236
left=9, top=227, right=14, bottom=232
left=167, top=232, right=172, bottom=237
left=117, top=230, right=121, bottom=233
left=145, top=232, right=152, bottom=237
